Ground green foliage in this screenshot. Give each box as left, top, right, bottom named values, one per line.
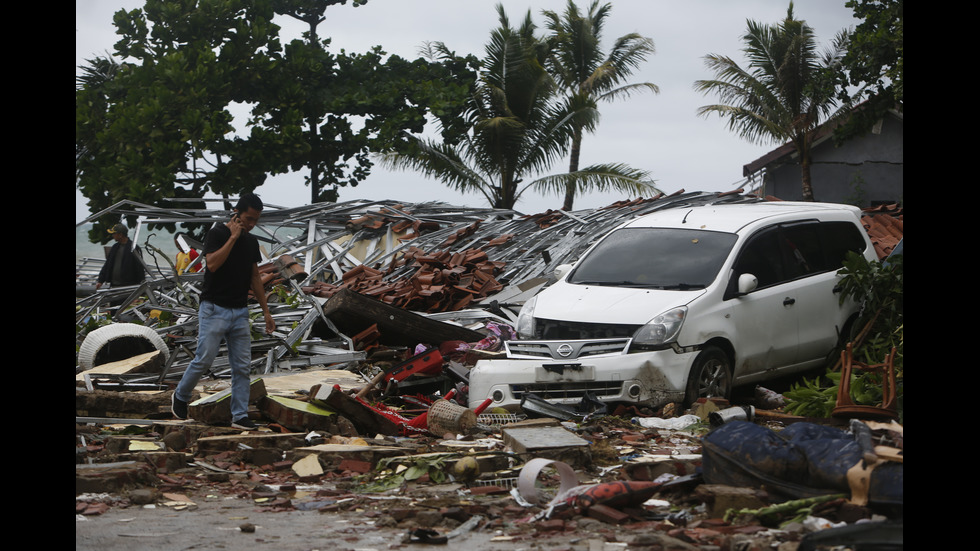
left=272, top=284, right=302, bottom=308
left=76, top=0, right=476, bottom=232
left=783, top=371, right=841, bottom=417
left=77, top=0, right=284, bottom=237
left=152, top=309, right=176, bottom=328
left=76, top=311, right=113, bottom=347
left=359, top=454, right=455, bottom=492
left=833, top=0, right=903, bottom=142
left=724, top=494, right=846, bottom=527
left=783, top=251, right=903, bottom=419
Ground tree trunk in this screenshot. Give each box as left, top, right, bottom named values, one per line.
left=796, top=135, right=815, bottom=201
left=562, top=128, right=583, bottom=211
left=309, top=117, right=320, bottom=203
left=308, top=18, right=322, bottom=204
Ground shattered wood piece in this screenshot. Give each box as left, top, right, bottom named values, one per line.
left=258, top=369, right=364, bottom=397
left=286, top=443, right=410, bottom=467
left=310, top=384, right=402, bottom=436
left=188, top=378, right=267, bottom=425
left=75, top=388, right=172, bottom=419
left=194, top=432, right=309, bottom=455
left=76, top=461, right=157, bottom=495
left=622, top=455, right=703, bottom=481
left=75, top=351, right=164, bottom=381
left=320, top=288, right=483, bottom=347
left=259, top=395, right=337, bottom=432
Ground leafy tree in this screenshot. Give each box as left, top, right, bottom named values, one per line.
left=75, top=55, right=120, bottom=182
left=542, top=0, right=660, bottom=210
left=76, top=0, right=284, bottom=239
left=833, top=0, right=903, bottom=142
left=694, top=2, right=849, bottom=201
left=76, top=0, right=475, bottom=240
left=379, top=3, right=656, bottom=211
left=260, top=0, right=477, bottom=203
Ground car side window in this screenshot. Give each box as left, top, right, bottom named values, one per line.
left=733, top=228, right=785, bottom=288
left=778, top=222, right=823, bottom=278
left=731, top=219, right=868, bottom=297
left=821, top=221, right=868, bottom=269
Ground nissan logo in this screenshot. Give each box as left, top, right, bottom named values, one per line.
left=556, top=343, right=574, bottom=357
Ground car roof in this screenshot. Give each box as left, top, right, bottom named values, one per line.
left=622, top=201, right=863, bottom=234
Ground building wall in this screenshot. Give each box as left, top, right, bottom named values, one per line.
left=765, top=115, right=903, bottom=206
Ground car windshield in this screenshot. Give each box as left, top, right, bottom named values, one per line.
left=567, top=227, right=738, bottom=289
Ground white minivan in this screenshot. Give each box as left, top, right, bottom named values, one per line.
left=467, top=201, right=876, bottom=411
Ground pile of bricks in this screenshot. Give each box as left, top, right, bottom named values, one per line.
left=301, top=245, right=507, bottom=313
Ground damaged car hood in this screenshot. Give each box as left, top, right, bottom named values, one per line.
left=532, top=282, right=705, bottom=325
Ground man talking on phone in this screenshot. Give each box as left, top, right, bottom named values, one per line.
left=171, top=193, right=276, bottom=430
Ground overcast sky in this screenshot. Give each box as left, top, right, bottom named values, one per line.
left=75, top=0, right=860, bottom=222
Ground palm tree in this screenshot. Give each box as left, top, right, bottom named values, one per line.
left=694, top=2, right=848, bottom=201
left=379, top=3, right=657, bottom=211
left=542, top=0, right=660, bottom=211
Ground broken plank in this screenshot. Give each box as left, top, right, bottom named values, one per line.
left=188, top=378, right=267, bottom=425
left=76, top=350, right=164, bottom=381
left=320, top=288, right=483, bottom=347
left=310, top=383, right=402, bottom=437
left=259, top=395, right=337, bottom=432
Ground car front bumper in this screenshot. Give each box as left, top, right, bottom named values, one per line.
left=466, top=348, right=695, bottom=411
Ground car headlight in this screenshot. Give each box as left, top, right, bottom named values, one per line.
left=632, top=306, right=687, bottom=346
left=516, top=295, right=538, bottom=338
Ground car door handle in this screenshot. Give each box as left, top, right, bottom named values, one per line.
left=783, top=297, right=796, bottom=306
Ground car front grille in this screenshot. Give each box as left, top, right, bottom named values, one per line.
left=505, top=338, right=631, bottom=360
left=509, top=380, right=625, bottom=401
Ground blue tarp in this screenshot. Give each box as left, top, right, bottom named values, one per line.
left=700, top=421, right=903, bottom=508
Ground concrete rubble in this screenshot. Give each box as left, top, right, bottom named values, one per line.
left=76, top=191, right=904, bottom=550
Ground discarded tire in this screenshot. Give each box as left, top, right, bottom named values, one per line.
left=77, top=323, right=170, bottom=371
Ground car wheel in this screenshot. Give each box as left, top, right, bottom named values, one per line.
left=685, top=346, right=732, bottom=405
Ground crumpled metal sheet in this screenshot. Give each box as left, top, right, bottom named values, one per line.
left=75, top=190, right=764, bottom=376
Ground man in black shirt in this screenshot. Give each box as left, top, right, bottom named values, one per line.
left=96, top=224, right=145, bottom=289
left=172, top=193, right=276, bottom=430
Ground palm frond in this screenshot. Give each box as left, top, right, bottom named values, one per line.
left=528, top=162, right=659, bottom=198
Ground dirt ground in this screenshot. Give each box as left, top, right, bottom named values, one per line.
left=75, top=494, right=532, bottom=551
left=74, top=483, right=666, bottom=551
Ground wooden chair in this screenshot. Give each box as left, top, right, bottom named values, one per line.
left=832, top=342, right=899, bottom=421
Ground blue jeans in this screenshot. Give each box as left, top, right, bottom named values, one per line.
left=175, top=301, right=253, bottom=421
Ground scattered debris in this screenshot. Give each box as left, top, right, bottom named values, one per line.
left=76, top=192, right=904, bottom=549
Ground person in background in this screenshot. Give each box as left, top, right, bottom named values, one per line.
left=171, top=193, right=276, bottom=430
left=96, top=223, right=145, bottom=289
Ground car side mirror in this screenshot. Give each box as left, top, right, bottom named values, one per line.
left=554, top=263, right=573, bottom=280
left=737, top=273, right=758, bottom=295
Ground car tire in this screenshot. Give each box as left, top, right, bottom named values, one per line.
left=685, top=346, right=732, bottom=406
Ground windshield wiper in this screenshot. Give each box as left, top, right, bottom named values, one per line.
left=573, top=280, right=648, bottom=287
left=658, top=283, right=705, bottom=290
left=571, top=280, right=705, bottom=290
left=573, top=280, right=672, bottom=289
